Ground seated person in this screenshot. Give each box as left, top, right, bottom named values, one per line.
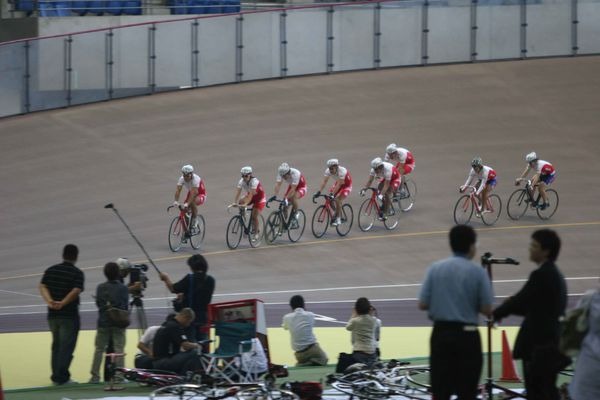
left=152, top=308, right=201, bottom=375
left=135, top=324, right=162, bottom=369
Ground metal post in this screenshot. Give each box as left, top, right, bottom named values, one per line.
left=520, top=0, right=527, bottom=59
left=105, top=29, right=114, bottom=99
left=280, top=11, right=288, bottom=78
left=23, top=40, right=31, bottom=113
left=236, top=14, right=244, bottom=83
left=571, top=0, right=578, bottom=56
left=192, top=19, right=199, bottom=87
left=373, top=1, right=381, bottom=69
left=64, top=35, right=72, bottom=107
left=327, top=6, right=334, bottom=73
left=421, top=0, right=429, bottom=65
left=470, top=0, right=478, bottom=62
left=148, top=24, right=156, bottom=93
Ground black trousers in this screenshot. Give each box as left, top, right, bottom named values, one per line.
left=430, top=321, right=482, bottom=400
left=153, top=350, right=201, bottom=375
left=521, top=344, right=563, bottom=400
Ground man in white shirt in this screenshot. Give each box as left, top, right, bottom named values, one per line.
left=282, top=295, right=328, bottom=366
left=134, top=325, right=161, bottom=369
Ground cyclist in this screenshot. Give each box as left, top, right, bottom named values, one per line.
left=460, top=157, right=497, bottom=217
left=314, top=159, right=353, bottom=226
left=173, top=164, right=206, bottom=229
left=384, top=143, right=415, bottom=184
left=271, top=162, right=307, bottom=223
left=362, top=157, right=401, bottom=220
left=233, top=166, right=266, bottom=240
left=516, top=152, right=556, bottom=210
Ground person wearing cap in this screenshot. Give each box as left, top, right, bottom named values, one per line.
left=233, top=166, right=266, bottom=241
left=314, top=159, right=352, bottom=226
left=173, top=164, right=206, bottom=230
left=516, top=152, right=556, bottom=210
left=459, top=157, right=497, bottom=218
left=271, top=163, right=307, bottom=223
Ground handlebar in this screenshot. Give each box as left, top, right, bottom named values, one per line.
left=266, top=197, right=288, bottom=209
left=459, top=185, right=477, bottom=194
left=312, top=192, right=335, bottom=204
left=359, top=187, right=378, bottom=197
left=515, top=178, right=532, bottom=187
left=167, top=204, right=186, bottom=212
left=227, top=204, right=251, bottom=214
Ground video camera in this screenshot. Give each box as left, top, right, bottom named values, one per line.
left=116, top=258, right=149, bottom=297
left=481, top=252, right=520, bottom=267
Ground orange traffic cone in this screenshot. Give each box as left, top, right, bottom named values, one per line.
left=499, top=330, right=522, bottom=382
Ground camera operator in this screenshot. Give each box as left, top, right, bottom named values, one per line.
left=116, top=257, right=147, bottom=297
left=159, top=254, right=215, bottom=343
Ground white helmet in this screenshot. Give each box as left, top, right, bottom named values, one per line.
left=386, top=143, right=397, bottom=154
left=371, top=157, right=384, bottom=169
left=525, top=152, right=538, bottom=163
left=240, top=166, right=253, bottom=175
left=115, top=257, right=131, bottom=271
left=326, top=158, right=339, bottom=167
left=471, top=157, right=483, bottom=168
left=181, top=164, right=194, bottom=174
left=278, top=162, right=291, bottom=176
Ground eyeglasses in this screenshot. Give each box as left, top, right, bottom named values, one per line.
left=242, top=174, right=251, bottom=178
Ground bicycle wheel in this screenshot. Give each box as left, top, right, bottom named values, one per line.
left=536, top=189, right=559, bottom=220
left=311, top=205, right=330, bottom=238
left=190, top=215, right=206, bottom=249
left=151, top=384, right=235, bottom=399
left=237, top=387, right=299, bottom=400
left=481, top=194, right=502, bottom=226
left=225, top=216, right=243, bottom=249
left=453, top=195, right=474, bottom=225
left=383, top=202, right=400, bottom=230
left=399, top=179, right=417, bottom=212
left=265, top=211, right=283, bottom=244
left=168, top=216, right=185, bottom=252
left=248, top=214, right=265, bottom=248
left=358, top=198, right=376, bottom=232
left=288, top=209, right=306, bottom=243
left=336, top=204, right=354, bottom=236
left=507, top=189, right=529, bottom=220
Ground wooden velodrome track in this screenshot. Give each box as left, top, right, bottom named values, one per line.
left=0, top=56, right=599, bottom=389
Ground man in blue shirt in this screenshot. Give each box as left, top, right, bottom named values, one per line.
left=419, top=225, right=493, bottom=400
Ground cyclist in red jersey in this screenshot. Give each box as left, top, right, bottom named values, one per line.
left=516, top=152, right=556, bottom=210
left=173, top=164, right=206, bottom=229
left=233, top=166, right=266, bottom=240
left=460, top=157, right=497, bottom=217
left=315, top=159, right=353, bottom=226
left=271, top=163, right=307, bottom=222
left=362, top=157, right=401, bottom=220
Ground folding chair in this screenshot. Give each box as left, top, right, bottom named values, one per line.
left=201, top=321, right=256, bottom=384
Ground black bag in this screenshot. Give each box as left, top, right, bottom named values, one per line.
left=335, top=352, right=356, bottom=373
left=106, top=304, right=130, bottom=328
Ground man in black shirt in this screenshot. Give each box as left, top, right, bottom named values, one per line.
left=39, top=244, right=84, bottom=385
left=152, top=308, right=201, bottom=374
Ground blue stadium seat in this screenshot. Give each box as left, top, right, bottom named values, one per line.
left=14, top=0, right=36, bottom=15
left=186, top=0, right=206, bottom=14
left=106, top=0, right=123, bottom=14
left=39, top=1, right=72, bottom=16
left=71, top=0, right=89, bottom=15
left=87, top=0, right=107, bottom=14
left=168, top=0, right=187, bottom=14
left=122, top=0, right=141, bottom=14
left=221, top=0, right=239, bottom=13
left=205, top=0, right=222, bottom=14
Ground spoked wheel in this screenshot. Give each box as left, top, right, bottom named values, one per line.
left=358, top=198, right=376, bottom=232
left=481, top=194, right=502, bottom=226
left=399, top=179, right=417, bottom=212
left=265, top=212, right=283, bottom=244
left=383, top=202, right=400, bottom=230
left=536, top=189, right=559, bottom=220
left=287, top=209, right=306, bottom=242
left=311, top=205, right=330, bottom=238
left=237, top=387, right=299, bottom=400
left=189, top=215, right=206, bottom=249
left=453, top=195, right=473, bottom=225
left=168, top=216, right=185, bottom=252
left=507, top=189, right=529, bottom=220
left=225, top=216, right=243, bottom=249
left=248, top=214, right=265, bottom=248
left=335, top=204, right=354, bottom=236
left=151, top=384, right=239, bottom=399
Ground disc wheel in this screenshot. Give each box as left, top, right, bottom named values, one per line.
left=265, top=211, right=283, bottom=244
left=453, top=195, right=474, bottom=225
left=311, top=205, right=330, bottom=238
left=189, top=214, right=205, bottom=249
left=383, top=202, right=400, bottom=230
left=507, top=189, right=529, bottom=220
left=225, top=216, right=243, bottom=249
left=399, top=179, right=417, bottom=212
left=287, top=209, right=306, bottom=242
left=358, top=198, right=376, bottom=232
left=168, top=216, right=184, bottom=252
left=536, top=189, right=559, bottom=220
left=248, top=214, right=265, bottom=248
left=481, top=194, right=502, bottom=226
left=335, top=204, right=354, bottom=236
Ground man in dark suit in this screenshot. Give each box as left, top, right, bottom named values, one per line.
left=493, top=229, right=567, bottom=400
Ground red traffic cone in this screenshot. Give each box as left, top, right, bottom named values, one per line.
left=0, top=370, right=4, bottom=400
left=499, top=330, right=522, bottom=382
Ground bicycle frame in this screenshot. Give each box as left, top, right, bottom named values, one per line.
left=167, top=205, right=192, bottom=234
left=312, top=193, right=336, bottom=221
left=267, top=198, right=293, bottom=228
left=362, top=188, right=383, bottom=216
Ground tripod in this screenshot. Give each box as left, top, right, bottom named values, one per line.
left=481, top=253, right=524, bottom=399
left=131, top=295, right=148, bottom=337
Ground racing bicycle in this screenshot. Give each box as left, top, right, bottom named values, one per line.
left=264, top=198, right=306, bottom=244
left=167, top=205, right=205, bottom=252
left=393, top=178, right=417, bottom=212
left=358, top=187, right=400, bottom=231
left=507, top=178, right=559, bottom=220
left=311, top=192, right=353, bottom=238
left=453, top=185, right=502, bottom=226
left=225, top=204, right=265, bottom=249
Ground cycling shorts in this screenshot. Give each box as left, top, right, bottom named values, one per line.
left=286, top=185, right=306, bottom=199
left=185, top=191, right=206, bottom=206
left=486, top=178, right=497, bottom=188
left=540, top=173, right=555, bottom=185
left=331, top=184, right=352, bottom=198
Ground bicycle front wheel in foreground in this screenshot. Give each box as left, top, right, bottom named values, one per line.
left=383, top=203, right=400, bottom=230
left=507, top=189, right=529, bottom=220
left=225, top=216, right=243, bottom=249
left=190, top=215, right=206, bottom=249
left=237, top=387, right=299, bottom=400
left=168, top=216, right=184, bottom=252
left=248, top=214, right=265, bottom=248
left=265, top=212, right=282, bottom=244
left=453, top=195, right=473, bottom=225
left=311, top=205, right=330, bottom=238
left=399, top=179, right=417, bottom=212
left=336, top=204, right=354, bottom=236
left=358, top=198, right=376, bottom=232
left=288, top=209, right=306, bottom=242
left=481, top=194, right=502, bottom=226
left=536, top=189, right=559, bottom=220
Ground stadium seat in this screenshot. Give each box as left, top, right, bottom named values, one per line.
left=122, top=0, right=141, bottom=14
left=221, top=0, right=240, bottom=13
left=14, top=0, right=36, bottom=15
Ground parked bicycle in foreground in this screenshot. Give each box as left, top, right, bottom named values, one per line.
left=225, top=204, right=265, bottom=249
left=311, top=192, right=353, bottom=238
left=453, top=185, right=502, bottom=225
left=507, top=178, right=559, bottom=220
left=167, top=205, right=205, bottom=252
left=358, top=187, right=400, bottom=231
left=264, top=198, right=306, bottom=244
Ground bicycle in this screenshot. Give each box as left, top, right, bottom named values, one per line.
left=310, top=193, right=354, bottom=238
left=150, top=384, right=241, bottom=400
left=264, top=198, right=306, bottom=244
left=453, top=185, right=502, bottom=226
left=358, top=187, right=400, bottom=231
left=225, top=204, right=265, bottom=250
left=167, top=205, right=206, bottom=252
left=393, top=177, right=417, bottom=212
left=507, top=178, right=559, bottom=220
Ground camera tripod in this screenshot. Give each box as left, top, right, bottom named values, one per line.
left=131, top=295, right=148, bottom=336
